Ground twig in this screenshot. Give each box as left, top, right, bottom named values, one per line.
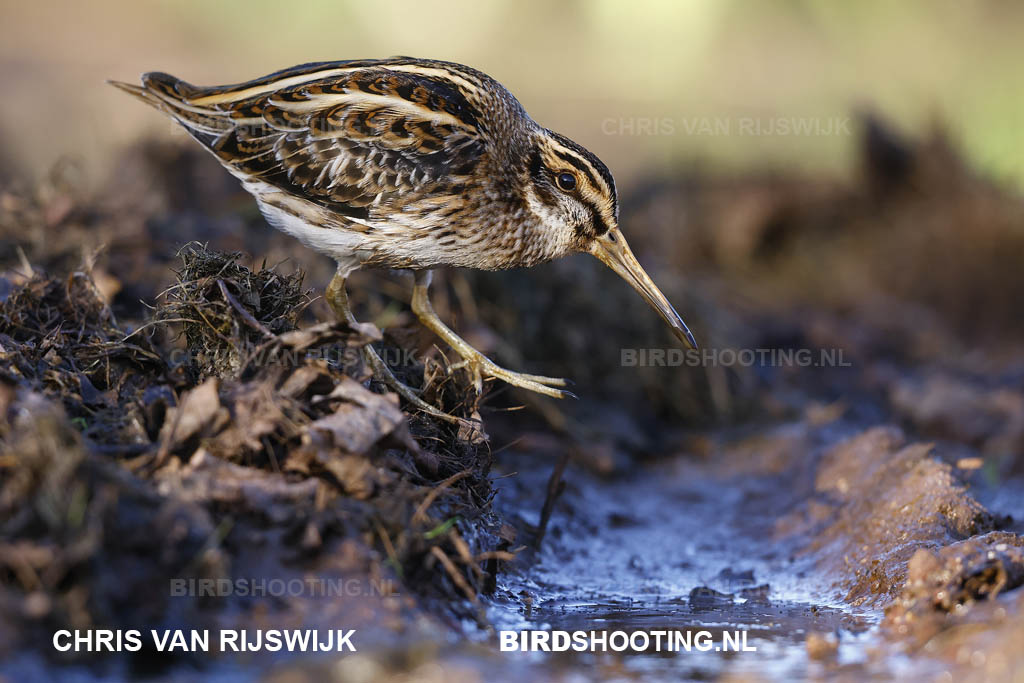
left=473, top=550, right=518, bottom=563
left=217, top=279, right=274, bottom=338
left=430, top=546, right=477, bottom=604
left=413, top=468, right=472, bottom=523
left=374, top=522, right=402, bottom=579
left=535, top=452, right=569, bottom=551
left=450, top=529, right=483, bottom=579
left=121, top=317, right=197, bottom=342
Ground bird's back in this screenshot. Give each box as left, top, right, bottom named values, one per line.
left=111, top=58, right=539, bottom=270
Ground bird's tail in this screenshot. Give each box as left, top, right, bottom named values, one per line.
left=108, top=73, right=233, bottom=142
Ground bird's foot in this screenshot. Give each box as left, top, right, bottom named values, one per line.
left=327, top=271, right=473, bottom=426
left=409, top=271, right=576, bottom=401
left=361, top=345, right=471, bottom=425
left=447, top=353, right=576, bottom=400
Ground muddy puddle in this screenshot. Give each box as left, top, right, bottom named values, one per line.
left=474, top=414, right=1024, bottom=681
left=486, top=454, right=874, bottom=680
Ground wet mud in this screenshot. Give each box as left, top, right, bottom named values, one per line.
left=2, top=118, right=1024, bottom=681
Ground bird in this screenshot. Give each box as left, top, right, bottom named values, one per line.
left=110, top=57, right=697, bottom=420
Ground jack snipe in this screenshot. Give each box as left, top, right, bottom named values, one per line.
left=111, top=58, right=696, bottom=419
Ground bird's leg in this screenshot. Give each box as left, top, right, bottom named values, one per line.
left=326, top=269, right=461, bottom=423
left=410, top=270, right=574, bottom=399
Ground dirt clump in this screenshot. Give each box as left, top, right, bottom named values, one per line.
left=775, top=426, right=995, bottom=607
left=0, top=245, right=505, bottom=671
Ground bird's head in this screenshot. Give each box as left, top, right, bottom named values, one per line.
left=523, top=129, right=697, bottom=349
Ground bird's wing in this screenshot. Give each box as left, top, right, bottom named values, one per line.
left=112, top=61, right=487, bottom=227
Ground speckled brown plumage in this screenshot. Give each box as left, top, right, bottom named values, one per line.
left=111, top=57, right=695, bottom=417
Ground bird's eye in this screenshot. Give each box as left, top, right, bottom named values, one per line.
left=555, top=172, right=577, bottom=192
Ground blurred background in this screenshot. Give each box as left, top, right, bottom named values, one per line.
left=3, top=3, right=1024, bottom=680
left=3, top=0, right=1024, bottom=188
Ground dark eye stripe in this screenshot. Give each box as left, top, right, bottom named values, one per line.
left=546, top=131, right=618, bottom=219
left=528, top=148, right=546, bottom=185
left=528, top=148, right=562, bottom=206
left=551, top=148, right=598, bottom=189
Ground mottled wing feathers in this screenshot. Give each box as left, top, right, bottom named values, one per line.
left=111, top=60, right=488, bottom=224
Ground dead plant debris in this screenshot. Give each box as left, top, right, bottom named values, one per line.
left=0, top=244, right=504, bottom=668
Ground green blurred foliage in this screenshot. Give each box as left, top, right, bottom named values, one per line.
left=1, top=0, right=1022, bottom=187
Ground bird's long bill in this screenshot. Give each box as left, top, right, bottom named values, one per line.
left=590, top=228, right=698, bottom=349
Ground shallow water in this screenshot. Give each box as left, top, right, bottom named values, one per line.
left=485, top=452, right=877, bottom=680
